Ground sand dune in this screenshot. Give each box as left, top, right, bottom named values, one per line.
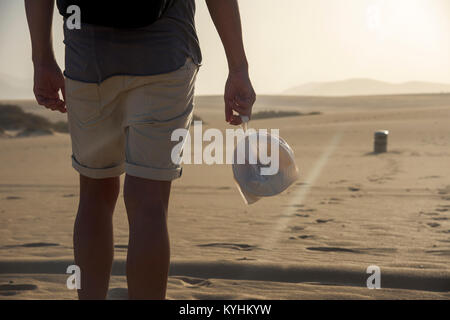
left=1, top=94, right=449, bottom=299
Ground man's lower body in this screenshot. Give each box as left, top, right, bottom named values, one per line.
left=65, top=58, right=199, bottom=299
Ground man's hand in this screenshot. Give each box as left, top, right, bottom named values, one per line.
left=225, top=69, right=256, bottom=125
left=33, top=61, right=66, bottom=113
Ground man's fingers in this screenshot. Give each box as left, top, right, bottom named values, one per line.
left=231, top=103, right=250, bottom=116
left=35, top=94, right=63, bottom=111
left=35, top=94, right=53, bottom=107
left=54, top=100, right=67, bottom=113
left=57, top=101, right=67, bottom=113
left=34, top=84, right=66, bottom=112
left=235, top=95, right=255, bottom=108
left=231, top=95, right=254, bottom=118
left=224, top=73, right=256, bottom=125
left=35, top=95, right=45, bottom=106
left=55, top=107, right=67, bottom=113
left=32, top=63, right=67, bottom=112
left=225, top=98, right=234, bottom=122
left=229, top=114, right=243, bottom=126
left=48, top=100, right=66, bottom=113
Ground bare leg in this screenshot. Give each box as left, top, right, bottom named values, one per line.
left=73, top=174, right=120, bottom=300
left=123, top=174, right=171, bottom=300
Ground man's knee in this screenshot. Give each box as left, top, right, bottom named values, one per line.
left=123, top=175, right=170, bottom=217
left=79, top=174, right=120, bottom=205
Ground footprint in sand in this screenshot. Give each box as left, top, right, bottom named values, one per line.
left=289, top=235, right=314, bottom=240
left=306, top=247, right=360, bottom=253
left=330, top=180, right=348, bottom=184
left=294, top=214, right=310, bottom=218
left=358, top=247, right=398, bottom=255
left=419, top=176, right=441, bottom=180
left=5, top=196, right=23, bottom=200
left=425, top=249, right=450, bottom=256
left=368, top=175, right=395, bottom=184
left=350, top=194, right=363, bottom=198
left=288, top=204, right=304, bottom=208
left=0, top=284, right=37, bottom=296
left=427, top=222, right=441, bottom=228
left=289, top=226, right=306, bottom=232
left=236, top=257, right=256, bottom=261
left=1, top=242, right=59, bottom=249
left=320, top=198, right=342, bottom=205
left=420, top=211, right=439, bottom=216
left=316, top=219, right=334, bottom=224
left=432, top=217, right=449, bottom=221
left=367, top=159, right=399, bottom=184
left=438, top=185, right=450, bottom=195
left=197, top=243, right=257, bottom=251
left=297, top=235, right=314, bottom=240
left=348, top=186, right=361, bottom=192
left=21, top=242, right=59, bottom=248
left=296, top=208, right=316, bottom=213
left=62, top=194, right=76, bottom=198
left=172, top=276, right=213, bottom=288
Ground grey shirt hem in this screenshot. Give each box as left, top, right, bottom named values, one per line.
left=63, top=56, right=202, bottom=84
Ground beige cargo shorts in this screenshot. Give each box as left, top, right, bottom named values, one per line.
left=65, top=58, right=198, bottom=181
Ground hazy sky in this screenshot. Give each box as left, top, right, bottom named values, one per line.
left=0, top=0, right=449, bottom=96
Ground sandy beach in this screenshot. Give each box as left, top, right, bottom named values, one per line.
left=1, top=94, right=450, bottom=299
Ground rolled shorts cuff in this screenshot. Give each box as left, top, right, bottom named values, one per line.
left=125, top=162, right=182, bottom=181
left=71, top=156, right=125, bottom=179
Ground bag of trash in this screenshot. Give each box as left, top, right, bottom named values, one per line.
left=232, top=116, right=299, bottom=204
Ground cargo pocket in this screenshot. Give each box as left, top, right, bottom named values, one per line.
left=156, top=57, right=199, bottom=86
left=65, top=78, right=102, bottom=126
left=180, top=57, right=199, bottom=80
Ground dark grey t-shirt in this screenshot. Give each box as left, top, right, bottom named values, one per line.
left=63, top=0, right=202, bottom=83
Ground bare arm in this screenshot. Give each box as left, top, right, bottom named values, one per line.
left=206, top=0, right=256, bottom=125
left=25, top=0, right=66, bottom=113
left=25, top=0, right=55, bottom=64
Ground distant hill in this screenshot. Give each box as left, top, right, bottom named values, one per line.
left=194, top=93, right=450, bottom=110
left=284, top=79, right=450, bottom=97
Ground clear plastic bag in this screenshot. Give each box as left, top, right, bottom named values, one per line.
left=232, top=118, right=299, bottom=204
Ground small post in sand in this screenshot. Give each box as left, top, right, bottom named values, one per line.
left=374, top=130, right=389, bottom=153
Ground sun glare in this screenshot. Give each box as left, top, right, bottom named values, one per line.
left=366, top=0, right=443, bottom=44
